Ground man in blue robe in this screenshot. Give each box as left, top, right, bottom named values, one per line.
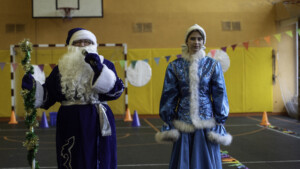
left=22, top=28, right=124, bottom=169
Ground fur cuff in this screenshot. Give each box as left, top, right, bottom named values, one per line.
left=192, top=118, right=216, bottom=129
left=34, top=81, right=44, bottom=108
left=155, top=129, right=180, bottom=143
left=207, top=131, right=232, bottom=146
left=173, top=120, right=195, bottom=133
left=92, top=65, right=116, bottom=93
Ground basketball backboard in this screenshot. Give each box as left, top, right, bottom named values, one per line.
left=32, top=0, right=103, bottom=18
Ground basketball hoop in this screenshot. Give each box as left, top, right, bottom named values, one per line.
left=58, top=8, right=76, bottom=20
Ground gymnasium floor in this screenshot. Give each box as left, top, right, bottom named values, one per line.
left=0, top=114, right=300, bottom=169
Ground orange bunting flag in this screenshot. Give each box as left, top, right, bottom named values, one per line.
left=285, top=30, right=293, bottom=38
left=264, top=36, right=271, bottom=45
left=253, top=39, right=260, bottom=46
left=210, top=49, right=216, bottom=58
left=231, top=44, right=237, bottom=51
left=242, top=42, right=249, bottom=50
left=274, top=33, right=281, bottom=42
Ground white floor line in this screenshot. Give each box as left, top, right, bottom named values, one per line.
left=257, top=124, right=300, bottom=139
left=225, top=124, right=257, bottom=127
left=241, top=160, right=300, bottom=164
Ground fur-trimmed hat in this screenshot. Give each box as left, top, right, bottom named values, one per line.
left=66, top=28, right=97, bottom=48
left=185, top=24, right=206, bottom=45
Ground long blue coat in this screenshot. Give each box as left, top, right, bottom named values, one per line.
left=37, top=59, right=124, bottom=169
left=156, top=56, right=232, bottom=169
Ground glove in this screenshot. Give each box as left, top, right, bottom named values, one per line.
left=22, top=73, right=35, bottom=90
left=84, top=53, right=104, bottom=74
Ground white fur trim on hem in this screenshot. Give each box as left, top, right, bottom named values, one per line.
left=207, top=131, right=232, bottom=146
left=92, top=65, right=116, bottom=93
left=34, top=81, right=44, bottom=108
left=155, top=129, right=180, bottom=143
left=192, top=118, right=216, bottom=129
left=173, top=120, right=195, bottom=133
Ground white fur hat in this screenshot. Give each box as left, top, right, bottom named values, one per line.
left=66, top=28, right=97, bottom=48
left=185, top=24, right=206, bottom=45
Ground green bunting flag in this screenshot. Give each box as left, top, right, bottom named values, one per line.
left=119, top=60, right=125, bottom=68
left=131, top=60, right=137, bottom=69
left=274, top=33, right=281, bottom=42
left=285, top=30, right=293, bottom=38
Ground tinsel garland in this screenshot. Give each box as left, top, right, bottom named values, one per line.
left=19, top=39, right=40, bottom=169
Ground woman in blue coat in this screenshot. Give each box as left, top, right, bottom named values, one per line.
left=155, top=24, right=232, bottom=169
left=22, top=28, right=124, bottom=169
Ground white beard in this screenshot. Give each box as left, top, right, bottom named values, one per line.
left=58, top=46, right=99, bottom=102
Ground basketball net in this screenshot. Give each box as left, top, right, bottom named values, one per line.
left=58, top=8, right=75, bottom=21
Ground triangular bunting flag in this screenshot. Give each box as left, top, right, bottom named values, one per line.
left=165, top=56, right=171, bottom=62
left=210, top=49, right=216, bottom=58
left=49, top=64, right=56, bottom=70
left=131, top=60, right=137, bottom=69
left=119, top=60, right=125, bottom=68
left=253, top=39, right=260, bottom=46
left=38, top=64, right=44, bottom=72
left=12, top=63, right=18, bottom=71
left=274, top=33, right=281, bottom=42
left=242, top=42, right=249, bottom=50
left=143, top=59, right=149, bottom=63
left=154, top=57, right=160, bottom=65
left=231, top=44, right=237, bottom=51
left=221, top=47, right=227, bottom=52
left=285, top=30, right=293, bottom=38
left=264, top=36, right=271, bottom=45
left=0, top=62, right=5, bottom=70
left=177, top=54, right=182, bottom=58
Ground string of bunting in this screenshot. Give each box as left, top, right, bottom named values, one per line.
left=1, top=29, right=299, bottom=71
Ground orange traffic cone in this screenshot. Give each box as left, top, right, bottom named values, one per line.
left=124, top=108, right=133, bottom=122
left=8, top=110, right=18, bottom=124
left=260, top=111, right=271, bottom=126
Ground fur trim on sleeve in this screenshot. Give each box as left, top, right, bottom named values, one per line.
left=155, top=129, right=180, bottom=143
left=207, top=131, right=232, bottom=146
left=34, top=81, right=44, bottom=108
left=92, top=65, right=116, bottom=93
